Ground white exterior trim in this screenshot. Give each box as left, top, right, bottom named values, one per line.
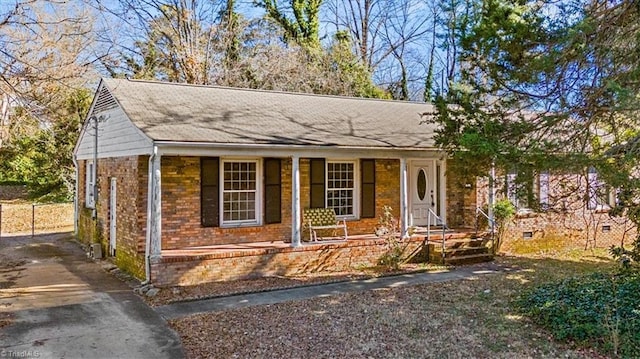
left=325, top=159, right=360, bottom=220
left=155, top=142, right=444, bottom=160
left=400, top=158, right=409, bottom=238
left=219, top=158, right=263, bottom=227
left=85, top=160, right=96, bottom=208
left=150, top=152, right=162, bottom=259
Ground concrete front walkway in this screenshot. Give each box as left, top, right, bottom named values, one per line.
left=0, top=233, right=184, bottom=359
left=156, top=261, right=515, bottom=320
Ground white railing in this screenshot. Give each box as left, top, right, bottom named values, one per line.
left=475, top=207, right=496, bottom=254
left=426, top=208, right=448, bottom=263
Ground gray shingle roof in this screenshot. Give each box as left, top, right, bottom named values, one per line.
left=101, top=78, right=438, bottom=149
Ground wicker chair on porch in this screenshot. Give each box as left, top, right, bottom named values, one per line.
left=304, top=208, right=348, bottom=242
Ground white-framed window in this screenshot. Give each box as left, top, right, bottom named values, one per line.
left=85, top=160, right=95, bottom=208
left=538, top=171, right=550, bottom=210
left=587, top=167, right=615, bottom=210
left=326, top=160, right=358, bottom=218
left=220, top=159, right=261, bottom=226
left=506, top=170, right=519, bottom=207
left=506, top=168, right=537, bottom=212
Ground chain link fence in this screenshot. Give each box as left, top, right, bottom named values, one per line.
left=0, top=203, right=74, bottom=238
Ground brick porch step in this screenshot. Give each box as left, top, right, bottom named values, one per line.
left=425, top=234, right=494, bottom=265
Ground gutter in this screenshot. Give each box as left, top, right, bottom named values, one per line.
left=72, top=155, right=79, bottom=235
left=152, top=140, right=439, bottom=152
left=143, top=145, right=157, bottom=285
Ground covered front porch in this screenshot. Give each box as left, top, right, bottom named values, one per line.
left=150, top=229, right=492, bottom=287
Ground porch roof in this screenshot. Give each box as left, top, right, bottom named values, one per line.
left=101, top=78, right=438, bottom=149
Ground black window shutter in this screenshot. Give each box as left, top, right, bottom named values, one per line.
left=264, top=158, right=282, bottom=224
left=361, top=159, right=376, bottom=218
left=201, top=157, right=219, bottom=227
left=310, top=158, right=325, bottom=208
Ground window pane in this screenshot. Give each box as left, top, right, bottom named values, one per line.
left=327, top=162, right=354, bottom=216
left=222, top=161, right=258, bottom=222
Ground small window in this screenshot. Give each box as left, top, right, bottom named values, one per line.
left=85, top=160, right=95, bottom=208
left=538, top=171, right=550, bottom=210
left=506, top=168, right=534, bottom=211
left=523, top=231, right=533, bottom=240
left=417, top=169, right=427, bottom=201
left=326, top=161, right=358, bottom=218
left=587, top=167, right=614, bottom=210
left=221, top=159, right=261, bottom=225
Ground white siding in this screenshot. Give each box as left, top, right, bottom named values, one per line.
left=75, top=105, right=152, bottom=160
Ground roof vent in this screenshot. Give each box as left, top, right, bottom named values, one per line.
left=92, top=86, right=118, bottom=114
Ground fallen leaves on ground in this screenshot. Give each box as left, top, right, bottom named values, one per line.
left=143, top=264, right=444, bottom=307
left=167, top=254, right=618, bottom=359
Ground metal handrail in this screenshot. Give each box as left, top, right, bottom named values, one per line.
left=475, top=207, right=495, bottom=233
left=476, top=207, right=496, bottom=254
left=427, top=208, right=448, bottom=264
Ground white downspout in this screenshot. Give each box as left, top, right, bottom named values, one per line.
left=143, top=146, right=156, bottom=285
left=72, top=156, right=79, bottom=235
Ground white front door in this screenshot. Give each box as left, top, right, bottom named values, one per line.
left=109, top=177, right=117, bottom=256
left=410, top=161, right=435, bottom=226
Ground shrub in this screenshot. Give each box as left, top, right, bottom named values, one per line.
left=493, top=199, right=515, bottom=251
left=518, top=270, right=640, bottom=357
left=375, top=205, right=408, bottom=271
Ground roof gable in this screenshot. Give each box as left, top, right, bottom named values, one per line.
left=74, top=80, right=153, bottom=159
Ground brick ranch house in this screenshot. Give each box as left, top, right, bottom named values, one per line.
left=73, top=78, right=634, bottom=286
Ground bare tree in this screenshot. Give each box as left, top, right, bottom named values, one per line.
left=91, top=0, right=234, bottom=84
left=0, top=0, right=95, bottom=130
left=325, top=0, right=433, bottom=100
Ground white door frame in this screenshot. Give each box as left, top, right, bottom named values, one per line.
left=109, top=177, right=117, bottom=256
left=406, top=158, right=447, bottom=227
left=408, top=160, right=435, bottom=226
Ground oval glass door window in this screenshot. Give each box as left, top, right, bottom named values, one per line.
left=417, top=169, right=427, bottom=201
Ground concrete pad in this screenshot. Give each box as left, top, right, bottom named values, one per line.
left=0, top=233, right=184, bottom=359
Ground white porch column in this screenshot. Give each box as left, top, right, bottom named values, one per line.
left=291, top=155, right=302, bottom=247
left=488, top=160, right=496, bottom=235
left=150, top=153, right=162, bottom=258
left=400, top=158, right=409, bottom=238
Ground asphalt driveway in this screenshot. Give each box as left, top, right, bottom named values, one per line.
left=0, top=233, right=183, bottom=359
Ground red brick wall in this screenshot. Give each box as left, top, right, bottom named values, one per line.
left=445, top=158, right=478, bottom=228
left=474, top=170, right=638, bottom=248
left=160, top=156, right=292, bottom=249
left=503, top=210, right=637, bottom=246
left=160, top=157, right=403, bottom=249
left=77, top=156, right=147, bottom=278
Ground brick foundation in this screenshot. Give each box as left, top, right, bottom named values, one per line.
left=151, top=238, right=427, bottom=286
left=504, top=211, right=637, bottom=247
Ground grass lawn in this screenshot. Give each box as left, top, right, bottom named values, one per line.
left=169, top=243, right=618, bottom=358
